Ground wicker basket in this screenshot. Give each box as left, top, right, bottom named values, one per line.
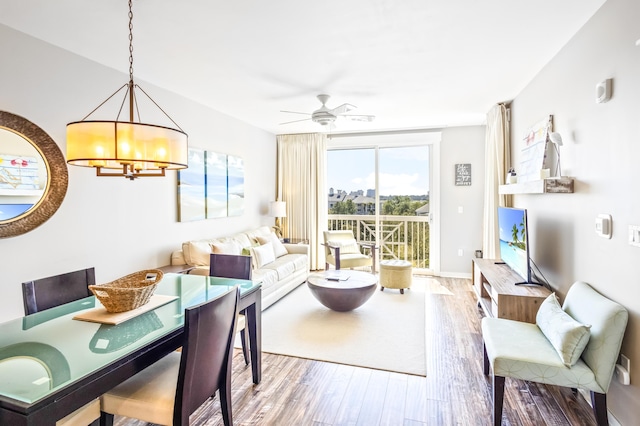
left=89, top=269, right=164, bottom=313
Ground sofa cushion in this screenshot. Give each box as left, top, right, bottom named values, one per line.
left=182, top=241, right=212, bottom=266
left=251, top=243, right=275, bottom=268
left=536, top=293, right=591, bottom=367
left=251, top=268, right=278, bottom=291
left=257, top=233, right=288, bottom=258
left=261, top=256, right=296, bottom=281
left=211, top=240, right=242, bottom=255
left=245, top=226, right=273, bottom=244
left=277, top=253, right=308, bottom=272
left=241, top=241, right=260, bottom=256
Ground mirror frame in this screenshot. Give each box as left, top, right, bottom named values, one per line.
left=0, top=111, right=68, bottom=238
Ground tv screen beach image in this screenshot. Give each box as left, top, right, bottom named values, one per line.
left=498, top=207, right=528, bottom=280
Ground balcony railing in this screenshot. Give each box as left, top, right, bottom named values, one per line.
left=328, top=214, right=430, bottom=269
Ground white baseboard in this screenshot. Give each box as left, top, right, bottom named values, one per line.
left=437, top=271, right=472, bottom=279
left=576, top=389, right=621, bottom=426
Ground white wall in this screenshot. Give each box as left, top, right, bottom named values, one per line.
left=509, top=0, right=640, bottom=422
left=439, top=126, right=486, bottom=277
left=0, top=25, right=276, bottom=323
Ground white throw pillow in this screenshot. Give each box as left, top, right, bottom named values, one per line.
left=536, top=293, right=591, bottom=367
left=250, top=242, right=276, bottom=268
left=257, top=233, right=288, bottom=258
left=327, top=238, right=360, bottom=255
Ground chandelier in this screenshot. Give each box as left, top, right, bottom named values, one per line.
left=66, top=0, right=188, bottom=180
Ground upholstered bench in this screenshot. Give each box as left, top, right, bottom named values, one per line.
left=379, top=260, right=412, bottom=294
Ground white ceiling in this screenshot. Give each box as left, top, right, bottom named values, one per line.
left=0, top=0, right=606, bottom=135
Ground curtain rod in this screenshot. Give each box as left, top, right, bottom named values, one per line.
left=326, top=127, right=444, bottom=139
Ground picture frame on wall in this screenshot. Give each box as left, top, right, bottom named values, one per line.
left=177, top=148, right=244, bottom=222
left=177, top=148, right=206, bottom=222
left=455, top=163, right=471, bottom=186
left=205, top=152, right=228, bottom=219
left=227, top=155, right=245, bottom=217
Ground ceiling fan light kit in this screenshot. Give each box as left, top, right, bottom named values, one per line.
left=280, top=94, right=375, bottom=127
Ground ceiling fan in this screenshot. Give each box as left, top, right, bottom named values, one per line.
left=280, top=94, right=375, bottom=127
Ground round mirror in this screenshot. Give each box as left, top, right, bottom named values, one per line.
left=0, top=111, right=68, bottom=238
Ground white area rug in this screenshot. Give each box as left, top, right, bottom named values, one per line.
left=259, top=275, right=428, bottom=376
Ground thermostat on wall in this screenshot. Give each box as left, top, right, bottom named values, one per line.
left=595, top=79, right=612, bottom=103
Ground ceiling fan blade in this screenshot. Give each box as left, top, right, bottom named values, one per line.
left=329, top=103, right=357, bottom=115
left=279, top=118, right=312, bottom=125
left=341, top=114, right=375, bottom=122
left=280, top=110, right=311, bottom=116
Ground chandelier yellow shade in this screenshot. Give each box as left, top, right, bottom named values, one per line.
left=66, top=121, right=188, bottom=173
left=65, top=0, right=188, bottom=180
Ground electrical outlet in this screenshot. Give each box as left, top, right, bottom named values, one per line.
left=620, top=354, right=631, bottom=375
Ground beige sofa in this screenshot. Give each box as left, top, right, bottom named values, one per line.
left=170, top=226, right=309, bottom=310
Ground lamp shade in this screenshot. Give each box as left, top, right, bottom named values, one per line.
left=66, top=121, right=188, bottom=171
left=269, top=201, right=287, bottom=218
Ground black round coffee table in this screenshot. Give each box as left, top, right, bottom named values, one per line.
left=307, top=270, right=377, bottom=311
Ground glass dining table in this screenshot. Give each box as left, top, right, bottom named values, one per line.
left=0, top=273, right=262, bottom=426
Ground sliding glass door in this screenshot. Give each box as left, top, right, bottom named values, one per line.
left=327, top=138, right=435, bottom=274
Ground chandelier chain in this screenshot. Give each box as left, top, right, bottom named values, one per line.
left=128, top=0, right=134, bottom=82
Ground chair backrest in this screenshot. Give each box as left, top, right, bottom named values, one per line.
left=562, top=281, right=628, bottom=392
left=323, top=230, right=356, bottom=256
left=209, top=253, right=252, bottom=280
left=22, top=267, right=96, bottom=315
left=174, top=286, right=240, bottom=425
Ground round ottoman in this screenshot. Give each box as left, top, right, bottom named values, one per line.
left=379, top=260, right=412, bottom=294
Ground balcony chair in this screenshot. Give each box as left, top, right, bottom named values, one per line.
left=482, top=281, right=628, bottom=426
left=99, top=286, right=240, bottom=426
left=22, top=267, right=101, bottom=426
left=210, top=253, right=251, bottom=365
left=323, top=230, right=377, bottom=274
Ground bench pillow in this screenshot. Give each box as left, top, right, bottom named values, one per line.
left=536, top=293, right=591, bottom=367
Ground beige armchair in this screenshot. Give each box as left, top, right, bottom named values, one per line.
left=323, top=230, right=377, bottom=274
left=482, top=281, right=628, bottom=425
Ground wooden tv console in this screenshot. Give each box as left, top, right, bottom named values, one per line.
left=472, top=258, right=551, bottom=324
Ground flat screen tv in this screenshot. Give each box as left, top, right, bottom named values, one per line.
left=498, top=206, right=535, bottom=285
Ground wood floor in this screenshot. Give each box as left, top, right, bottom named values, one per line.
left=114, top=277, right=598, bottom=426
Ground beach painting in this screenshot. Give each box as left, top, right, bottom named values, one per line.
left=227, top=155, right=244, bottom=217
left=177, top=149, right=245, bottom=221
left=205, top=152, right=228, bottom=219
left=177, top=148, right=206, bottom=222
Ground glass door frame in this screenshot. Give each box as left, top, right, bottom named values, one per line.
left=326, top=131, right=441, bottom=275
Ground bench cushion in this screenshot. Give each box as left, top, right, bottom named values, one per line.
left=482, top=317, right=602, bottom=393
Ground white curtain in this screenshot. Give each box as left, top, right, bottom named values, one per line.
left=276, top=133, right=327, bottom=271
left=482, top=104, right=511, bottom=260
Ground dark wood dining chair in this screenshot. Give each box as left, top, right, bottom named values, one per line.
left=22, top=267, right=99, bottom=426
left=22, top=267, right=96, bottom=315
left=210, top=253, right=252, bottom=365
left=100, top=286, right=240, bottom=426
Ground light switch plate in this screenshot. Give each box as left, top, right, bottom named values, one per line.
left=595, top=214, right=612, bottom=239
left=629, top=225, right=640, bottom=247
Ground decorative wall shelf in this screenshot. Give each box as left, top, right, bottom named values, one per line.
left=499, top=177, right=574, bottom=194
